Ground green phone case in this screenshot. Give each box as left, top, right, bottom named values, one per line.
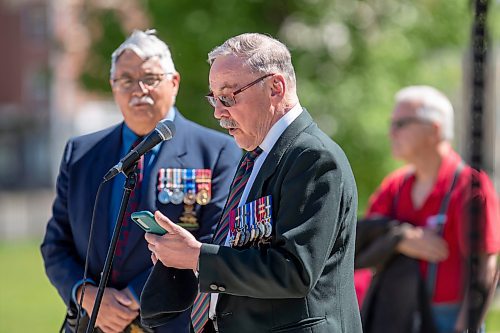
left=131, top=211, right=167, bottom=235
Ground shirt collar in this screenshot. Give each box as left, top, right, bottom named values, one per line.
left=259, top=103, right=303, bottom=153
left=121, top=106, right=176, bottom=154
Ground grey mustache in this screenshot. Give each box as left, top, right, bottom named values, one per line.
left=219, top=118, right=238, bottom=129
left=129, top=96, right=154, bottom=107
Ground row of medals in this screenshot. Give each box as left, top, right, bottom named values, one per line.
left=157, top=168, right=211, bottom=206
left=230, top=205, right=272, bottom=247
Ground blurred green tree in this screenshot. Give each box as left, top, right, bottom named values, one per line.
left=80, top=8, right=126, bottom=92
left=79, top=0, right=499, bottom=213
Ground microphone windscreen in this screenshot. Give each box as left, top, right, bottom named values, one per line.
left=156, top=120, right=176, bottom=140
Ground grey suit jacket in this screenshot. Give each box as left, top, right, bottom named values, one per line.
left=199, top=109, right=362, bottom=332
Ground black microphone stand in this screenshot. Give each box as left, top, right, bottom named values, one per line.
left=84, top=163, right=139, bottom=333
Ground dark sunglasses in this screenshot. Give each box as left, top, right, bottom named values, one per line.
left=390, top=117, right=428, bottom=130
left=205, top=73, right=275, bottom=108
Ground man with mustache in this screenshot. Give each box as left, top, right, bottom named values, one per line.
left=41, top=30, right=241, bottom=333
left=143, top=33, right=362, bottom=333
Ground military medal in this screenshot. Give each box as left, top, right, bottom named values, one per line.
left=236, top=206, right=246, bottom=247
left=233, top=210, right=241, bottom=247
left=184, top=192, right=196, bottom=205
left=249, top=201, right=256, bottom=242
left=171, top=191, right=183, bottom=204
left=242, top=204, right=251, bottom=246
left=229, top=209, right=237, bottom=247
left=237, top=205, right=247, bottom=246
left=238, top=224, right=247, bottom=246
left=183, top=169, right=197, bottom=205
left=157, top=169, right=171, bottom=204
left=195, top=169, right=212, bottom=205
left=170, top=168, right=184, bottom=204
left=252, top=200, right=261, bottom=242
left=257, top=217, right=266, bottom=239
left=256, top=199, right=266, bottom=240
left=245, top=226, right=251, bottom=245
left=179, top=203, right=199, bottom=229
left=196, top=188, right=210, bottom=205
left=158, top=189, right=170, bottom=204
left=165, top=168, right=177, bottom=204
left=263, top=196, right=273, bottom=238
left=264, top=218, right=272, bottom=238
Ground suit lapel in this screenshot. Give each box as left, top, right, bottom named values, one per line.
left=121, top=114, right=189, bottom=260
left=90, top=125, right=123, bottom=265
left=211, top=109, right=314, bottom=243
left=247, top=109, right=314, bottom=201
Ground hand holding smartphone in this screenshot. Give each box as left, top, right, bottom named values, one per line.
left=131, top=211, right=167, bottom=235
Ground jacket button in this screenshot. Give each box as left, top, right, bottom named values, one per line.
left=210, top=284, right=218, bottom=291
left=218, top=286, right=226, bottom=292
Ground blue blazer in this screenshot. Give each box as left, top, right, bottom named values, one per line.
left=41, top=111, right=241, bottom=332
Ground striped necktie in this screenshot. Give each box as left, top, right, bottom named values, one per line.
left=191, top=147, right=263, bottom=333
left=111, top=137, right=144, bottom=284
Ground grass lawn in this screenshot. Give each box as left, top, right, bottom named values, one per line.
left=0, top=240, right=499, bottom=332
left=0, top=240, right=65, bottom=332
left=487, top=308, right=500, bottom=333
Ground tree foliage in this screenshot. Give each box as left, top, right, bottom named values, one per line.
left=79, top=0, right=499, bottom=212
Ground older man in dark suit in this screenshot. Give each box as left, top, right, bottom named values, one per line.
left=41, top=30, right=241, bottom=333
left=144, top=33, right=362, bottom=333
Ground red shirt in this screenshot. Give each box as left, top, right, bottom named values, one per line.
left=364, top=150, right=499, bottom=304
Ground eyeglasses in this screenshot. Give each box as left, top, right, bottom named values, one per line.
left=205, top=73, right=275, bottom=108
left=390, top=117, right=428, bottom=130
left=112, top=73, right=168, bottom=92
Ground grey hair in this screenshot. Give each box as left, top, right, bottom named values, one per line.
left=208, top=33, right=296, bottom=89
left=110, top=29, right=176, bottom=78
left=395, top=85, right=454, bottom=141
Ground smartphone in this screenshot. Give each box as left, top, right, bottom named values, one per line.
left=131, top=211, right=167, bottom=235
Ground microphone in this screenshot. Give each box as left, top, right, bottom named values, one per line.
left=103, top=120, right=176, bottom=181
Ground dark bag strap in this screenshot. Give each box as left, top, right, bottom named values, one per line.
left=426, top=162, right=464, bottom=298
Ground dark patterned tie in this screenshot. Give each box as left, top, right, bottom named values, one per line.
left=111, top=137, right=144, bottom=284
left=191, top=147, right=263, bottom=333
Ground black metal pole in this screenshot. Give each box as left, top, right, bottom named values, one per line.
left=467, top=0, right=489, bottom=330
left=83, top=165, right=138, bottom=333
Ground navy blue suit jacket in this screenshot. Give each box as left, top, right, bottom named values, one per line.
left=41, top=111, right=241, bottom=332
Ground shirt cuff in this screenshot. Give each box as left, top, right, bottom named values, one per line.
left=126, top=285, right=140, bottom=303
left=71, top=278, right=96, bottom=305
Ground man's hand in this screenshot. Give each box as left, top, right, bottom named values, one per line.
left=77, top=285, right=139, bottom=333
left=396, top=225, right=449, bottom=262
left=144, top=210, right=202, bottom=270
left=121, top=287, right=140, bottom=311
